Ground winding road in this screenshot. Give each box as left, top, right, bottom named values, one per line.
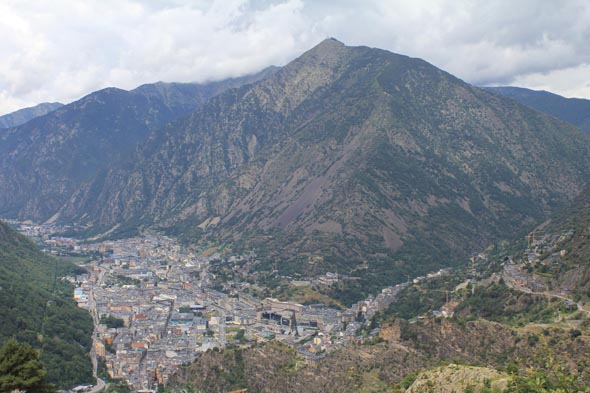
left=502, top=268, right=590, bottom=317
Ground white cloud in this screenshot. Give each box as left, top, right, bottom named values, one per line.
left=510, top=64, right=590, bottom=99
left=1, top=0, right=590, bottom=115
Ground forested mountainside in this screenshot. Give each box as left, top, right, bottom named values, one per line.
left=0, top=102, right=63, bottom=128
left=0, top=221, right=94, bottom=387
left=0, top=68, right=275, bottom=222
left=60, top=39, right=590, bottom=301
left=485, top=86, right=590, bottom=133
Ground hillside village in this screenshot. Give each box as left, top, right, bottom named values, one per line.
left=500, top=229, right=590, bottom=313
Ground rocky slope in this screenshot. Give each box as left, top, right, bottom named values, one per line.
left=547, top=183, right=590, bottom=263
left=0, top=102, right=63, bottom=128
left=0, top=70, right=274, bottom=221
left=406, top=364, right=510, bottom=392
left=534, top=183, right=590, bottom=298
left=62, top=39, right=590, bottom=297
left=166, top=317, right=590, bottom=392
left=485, top=86, right=590, bottom=133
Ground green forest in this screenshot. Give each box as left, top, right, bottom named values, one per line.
left=0, top=222, right=94, bottom=388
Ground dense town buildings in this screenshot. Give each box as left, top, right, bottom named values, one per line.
left=11, top=221, right=446, bottom=391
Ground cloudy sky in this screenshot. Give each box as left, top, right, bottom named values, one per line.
left=1, top=0, right=589, bottom=115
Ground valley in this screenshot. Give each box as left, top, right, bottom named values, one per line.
left=1, top=26, right=590, bottom=392
left=7, top=203, right=590, bottom=392
left=10, top=220, right=450, bottom=391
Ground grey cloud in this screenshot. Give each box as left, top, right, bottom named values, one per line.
left=1, top=0, right=590, bottom=115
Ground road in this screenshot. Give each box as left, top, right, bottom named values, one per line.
left=503, top=268, right=590, bottom=317
left=88, top=264, right=107, bottom=392
left=89, top=377, right=106, bottom=393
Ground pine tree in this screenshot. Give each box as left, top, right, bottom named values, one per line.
left=0, top=339, right=54, bottom=393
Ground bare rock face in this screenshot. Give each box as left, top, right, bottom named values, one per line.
left=379, top=321, right=402, bottom=343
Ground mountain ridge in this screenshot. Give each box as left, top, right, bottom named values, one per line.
left=0, top=68, right=276, bottom=222
left=56, top=39, right=590, bottom=300
left=0, top=102, right=63, bottom=129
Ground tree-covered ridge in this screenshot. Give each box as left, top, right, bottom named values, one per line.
left=0, top=221, right=93, bottom=388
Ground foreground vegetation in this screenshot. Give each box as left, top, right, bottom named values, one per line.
left=0, top=338, right=54, bottom=393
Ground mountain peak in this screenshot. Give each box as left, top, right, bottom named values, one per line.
left=318, top=36, right=345, bottom=47
left=311, top=36, right=346, bottom=50
left=298, top=37, right=349, bottom=63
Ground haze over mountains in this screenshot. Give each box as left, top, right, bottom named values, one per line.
left=0, top=102, right=63, bottom=128
left=485, top=86, right=590, bottom=133
left=3, top=39, right=590, bottom=300
left=0, top=69, right=275, bottom=223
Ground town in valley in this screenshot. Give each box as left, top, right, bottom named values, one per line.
left=8, top=220, right=451, bottom=392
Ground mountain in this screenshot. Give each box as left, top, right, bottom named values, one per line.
left=0, top=102, right=63, bottom=128
left=0, top=220, right=94, bottom=387
left=60, top=39, right=590, bottom=301
left=0, top=69, right=275, bottom=221
left=485, top=86, right=590, bottom=133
